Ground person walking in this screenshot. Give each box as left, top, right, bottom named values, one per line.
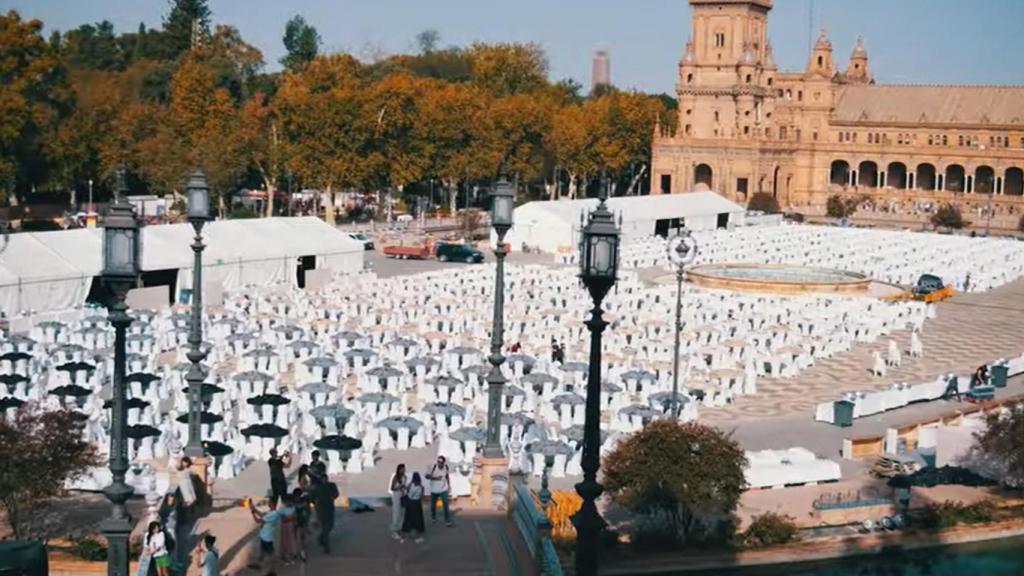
left=291, top=487, right=310, bottom=562
left=279, top=494, right=298, bottom=564
left=401, top=473, right=426, bottom=543
left=425, top=456, right=454, bottom=527
left=313, top=478, right=339, bottom=553
left=197, top=534, right=218, bottom=576
left=296, top=464, right=312, bottom=494
left=309, top=450, right=328, bottom=484
left=144, top=521, right=171, bottom=576
left=249, top=499, right=285, bottom=574
left=389, top=464, right=408, bottom=540
left=267, top=448, right=291, bottom=508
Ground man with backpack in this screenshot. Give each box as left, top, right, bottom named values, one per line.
left=425, top=456, right=454, bottom=527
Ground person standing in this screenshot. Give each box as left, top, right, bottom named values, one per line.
left=198, top=534, right=218, bottom=576
left=279, top=494, right=298, bottom=564
left=401, top=473, right=426, bottom=543
left=425, top=456, right=454, bottom=527
left=249, top=499, right=284, bottom=574
left=144, top=521, right=171, bottom=576
left=267, top=448, right=291, bottom=508
left=313, top=478, right=339, bottom=553
left=291, top=488, right=310, bottom=562
left=389, top=464, right=408, bottom=540
left=309, top=450, right=328, bottom=484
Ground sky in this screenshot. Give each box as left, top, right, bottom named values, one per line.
left=7, top=0, right=1024, bottom=94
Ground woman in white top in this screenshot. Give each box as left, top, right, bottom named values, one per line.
left=389, top=463, right=408, bottom=540
left=145, top=521, right=171, bottom=576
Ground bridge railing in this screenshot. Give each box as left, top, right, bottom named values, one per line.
left=511, top=483, right=564, bottom=576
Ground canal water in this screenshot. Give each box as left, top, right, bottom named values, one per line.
left=704, top=535, right=1024, bottom=576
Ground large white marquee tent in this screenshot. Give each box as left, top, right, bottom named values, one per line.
left=0, top=217, right=364, bottom=316
left=499, top=192, right=746, bottom=253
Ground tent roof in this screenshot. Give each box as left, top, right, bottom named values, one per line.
left=515, top=192, right=744, bottom=225
left=0, top=232, right=91, bottom=283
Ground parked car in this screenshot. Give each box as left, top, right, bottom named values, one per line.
left=347, top=232, right=374, bottom=250
left=435, top=242, right=484, bottom=263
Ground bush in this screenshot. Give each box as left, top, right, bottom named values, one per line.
left=71, top=538, right=107, bottom=561
left=747, top=192, right=780, bottom=214
left=228, top=205, right=259, bottom=219
left=916, top=500, right=997, bottom=529
left=826, top=194, right=859, bottom=219
left=930, top=203, right=967, bottom=229
left=743, top=512, right=798, bottom=548
left=632, top=512, right=681, bottom=550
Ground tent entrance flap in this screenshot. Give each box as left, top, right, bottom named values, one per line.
left=296, top=255, right=315, bottom=289
left=717, top=213, right=730, bottom=229
left=141, top=269, right=178, bottom=306
left=655, top=217, right=685, bottom=238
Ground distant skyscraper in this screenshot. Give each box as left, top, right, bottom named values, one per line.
left=591, top=50, right=610, bottom=91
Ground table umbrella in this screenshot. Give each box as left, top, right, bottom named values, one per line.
left=523, top=372, right=558, bottom=386
left=0, top=397, right=25, bottom=410
left=49, top=384, right=92, bottom=397
left=310, top=404, right=355, bottom=422
left=0, top=351, right=32, bottom=362
left=561, top=362, right=590, bottom=373
left=421, top=402, right=466, bottom=417
left=241, top=423, right=289, bottom=438
left=55, top=343, right=87, bottom=355
left=244, top=348, right=277, bottom=358
left=304, top=356, right=339, bottom=369
left=336, top=330, right=363, bottom=342
left=447, top=346, right=481, bottom=356
left=313, top=434, right=363, bottom=460
left=287, top=339, right=319, bottom=350
left=552, top=392, right=585, bottom=407
left=202, top=440, right=234, bottom=458
left=180, top=383, right=225, bottom=397
left=175, top=411, right=224, bottom=425
left=376, top=415, right=423, bottom=433
left=405, top=356, right=440, bottom=369
left=343, top=348, right=377, bottom=359
left=449, top=426, right=487, bottom=443
left=299, top=382, right=335, bottom=395
left=366, top=366, right=405, bottom=379
left=37, top=320, right=65, bottom=329
left=358, top=392, right=400, bottom=405
left=500, top=412, right=534, bottom=427
left=226, top=333, right=255, bottom=343
left=461, top=364, right=491, bottom=378
left=619, top=404, right=661, bottom=419
left=273, top=324, right=302, bottom=334
left=648, top=391, right=689, bottom=408
left=247, top=394, right=290, bottom=407
left=562, top=425, right=609, bottom=444
left=601, top=380, right=623, bottom=393
left=57, top=361, right=95, bottom=373
left=424, top=375, right=463, bottom=387
left=233, top=371, right=273, bottom=382
left=502, top=385, right=527, bottom=397
left=7, top=335, right=36, bottom=345
left=526, top=439, right=574, bottom=456
left=125, top=424, right=161, bottom=439
left=126, top=333, right=153, bottom=342
left=506, top=353, right=536, bottom=367
left=0, top=373, right=28, bottom=386
left=386, top=337, right=419, bottom=349
left=103, top=397, right=149, bottom=410
left=127, top=372, right=162, bottom=386
left=77, top=326, right=107, bottom=335
left=621, top=369, right=657, bottom=382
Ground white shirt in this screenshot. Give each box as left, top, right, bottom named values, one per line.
left=146, top=531, right=168, bottom=558
left=426, top=463, right=450, bottom=494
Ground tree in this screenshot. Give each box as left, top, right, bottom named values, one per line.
left=974, top=404, right=1024, bottom=489
left=0, top=406, right=100, bottom=539
left=60, top=21, right=125, bottom=71
left=238, top=94, right=281, bottom=217
left=546, top=101, right=602, bottom=199
left=743, top=512, right=798, bottom=547
left=416, top=29, right=440, bottom=54
left=419, top=82, right=491, bottom=211
left=466, top=42, right=548, bottom=96
left=825, top=194, right=859, bottom=218
left=603, top=420, right=747, bottom=544
left=207, top=25, right=264, bottom=102
left=162, top=0, right=211, bottom=58
left=748, top=192, right=780, bottom=214
left=931, top=203, right=966, bottom=230
left=281, top=15, right=320, bottom=71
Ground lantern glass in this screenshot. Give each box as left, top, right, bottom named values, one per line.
left=587, top=235, right=616, bottom=278
left=187, top=183, right=210, bottom=221
left=492, top=193, right=513, bottom=228
left=103, top=227, right=138, bottom=277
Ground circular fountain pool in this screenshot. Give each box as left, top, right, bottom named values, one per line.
left=685, top=263, right=871, bottom=294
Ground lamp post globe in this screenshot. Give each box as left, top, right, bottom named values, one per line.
left=184, top=170, right=211, bottom=461
left=573, top=178, right=619, bottom=576
left=483, top=179, right=515, bottom=459
left=100, top=170, right=139, bottom=576
left=667, top=230, right=698, bottom=418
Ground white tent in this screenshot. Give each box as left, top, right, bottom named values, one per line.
left=499, top=192, right=746, bottom=254
left=0, top=217, right=363, bottom=316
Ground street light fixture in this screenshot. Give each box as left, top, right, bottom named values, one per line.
left=100, top=170, right=140, bottom=576
left=572, top=177, right=620, bottom=576
left=184, top=170, right=211, bottom=461
left=483, top=179, right=514, bottom=459
left=666, top=230, right=698, bottom=418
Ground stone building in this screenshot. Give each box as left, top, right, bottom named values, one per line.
left=651, top=0, right=1024, bottom=219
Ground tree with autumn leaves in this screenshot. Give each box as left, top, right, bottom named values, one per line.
left=3, top=3, right=675, bottom=217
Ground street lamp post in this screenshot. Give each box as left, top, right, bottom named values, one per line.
left=483, top=179, right=515, bottom=458
left=88, top=179, right=94, bottom=213
left=184, top=170, right=211, bottom=460
left=666, top=230, right=698, bottom=419
left=572, top=179, right=620, bottom=576
left=100, top=172, right=140, bottom=576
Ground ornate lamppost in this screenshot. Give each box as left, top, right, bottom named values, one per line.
left=483, top=179, right=515, bottom=458
left=572, top=180, right=620, bottom=576
left=184, top=171, right=211, bottom=462
left=666, top=230, right=698, bottom=419
left=100, top=172, right=140, bottom=576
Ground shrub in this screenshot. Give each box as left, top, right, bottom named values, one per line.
left=632, top=512, right=681, bottom=550
left=743, top=512, right=798, bottom=548
left=930, top=203, right=967, bottom=229
left=747, top=192, right=780, bottom=214
left=826, top=194, right=859, bottom=219
left=71, top=538, right=107, bottom=561
left=545, top=490, right=581, bottom=545
left=228, top=205, right=259, bottom=219
left=916, top=500, right=997, bottom=529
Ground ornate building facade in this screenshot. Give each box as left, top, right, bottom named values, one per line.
left=651, top=0, right=1024, bottom=216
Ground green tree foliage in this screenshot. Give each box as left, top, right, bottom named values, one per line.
left=162, top=0, right=211, bottom=58
left=281, top=15, right=320, bottom=71
left=931, top=203, right=967, bottom=229
left=60, top=21, right=125, bottom=71
left=975, top=404, right=1024, bottom=489
left=0, top=406, right=100, bottom=539
left=466, top=42, right=548, bottom=96
left=748, top=192, right=781, bottom=214
left=603, top=420, right=748, bottom=544
left=825, top=194, right=859, bottom=218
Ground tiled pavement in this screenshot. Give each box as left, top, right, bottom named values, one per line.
left=700, top=277, right=1024, bottom=423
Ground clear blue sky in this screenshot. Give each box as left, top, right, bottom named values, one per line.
left=8, top=0, right=1024, bottom=93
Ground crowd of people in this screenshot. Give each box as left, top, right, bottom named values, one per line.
left=388, top=456, right=455, bottom=544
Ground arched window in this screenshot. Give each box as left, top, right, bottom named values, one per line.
left=817, top=55, right=823, bottom=67
left=687, top=73, right=693, bottom=84
left=745, top=74, right=752, bottom=83
left=767, top=77, right=773, bottom=87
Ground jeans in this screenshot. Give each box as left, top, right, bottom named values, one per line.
left=430, top=491, right=450, bottom=522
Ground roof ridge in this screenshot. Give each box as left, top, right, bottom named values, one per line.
left=853, top=83, right=1024, bottom=89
